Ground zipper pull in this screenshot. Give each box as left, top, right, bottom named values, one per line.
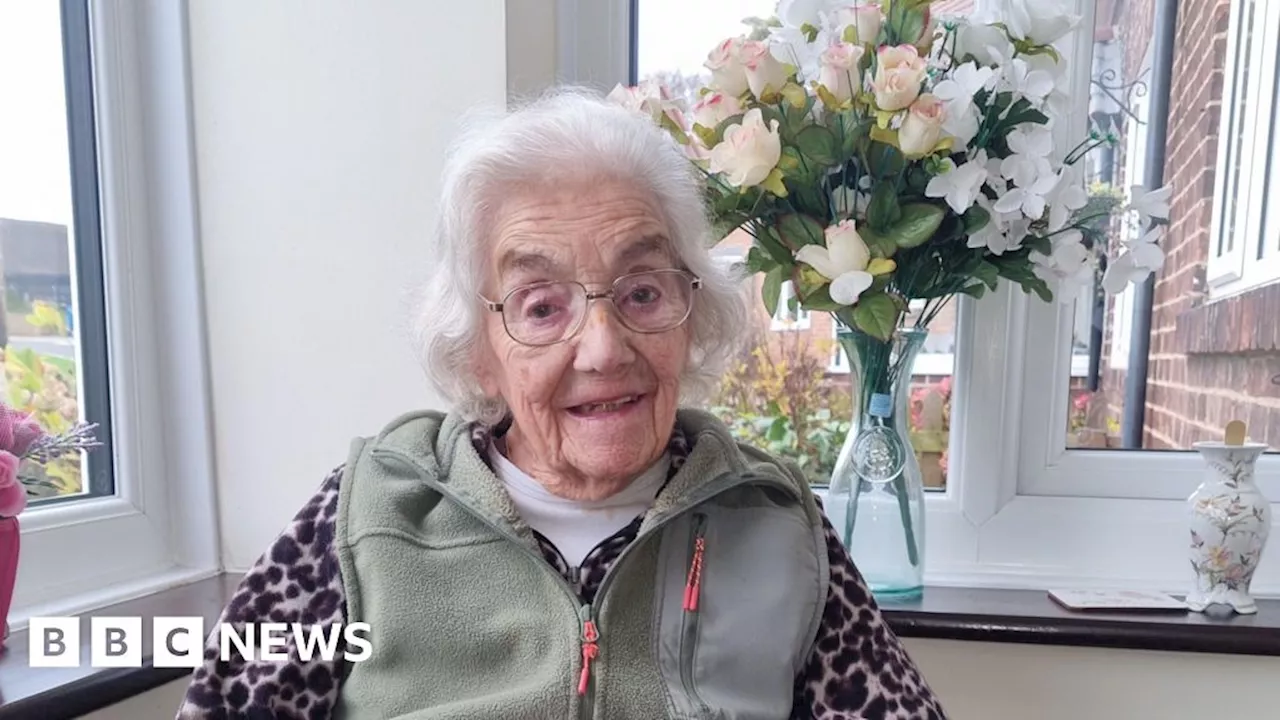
left=683, top=535, right=706, bottom=612
left=578, top=617, right=599, bottom=696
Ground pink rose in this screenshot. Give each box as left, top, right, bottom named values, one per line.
left=691, top=92, right=743, bottom=130
left=818, top=42, right=866, bottom=104
left=831, top=4, right=883, bottom=46
left=738, top=40, right=790, bottom=101
left=898, top=93, right=946, bottom=156
left=0, top=451, right=26, bottom=517
left=872, top=45, right=928, bottom=111
left=705, top=37, right=750, bottom=97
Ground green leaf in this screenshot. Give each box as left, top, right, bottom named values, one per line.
left=960, top=283, right=987, bottom=299
left=798, top=285, right=845, bottom=312
left=745, top=246, right=775, bottom=274
left=963, top=205, right=992, bottom=234
left=867, top=183, right=902, bottom=232
left=883, top=203, right=946, bottom=248
left=886, top=3, right=926, bottom=45
left=973, top=261, right=1000, bottom=290
left=767, top=416, right=788, bottom=442
left=758, top=226, right=794, bottom=265
left=866, top=141, right=906, bottom=178
left=763, top=265, right=785, bottom=316
left=1023, top=234, right=1052, bottom=255
left=833, top=112, right=864, bottom=157
left=777, top=213, right=825, bottom=248
left=859, top=227, right=899, bottom=259
left=793, top=126, right=839, bottom=166
left=852, top=293, right=900, bottom=342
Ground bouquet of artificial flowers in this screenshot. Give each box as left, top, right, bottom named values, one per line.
left=0, top=403, right=100, bottom=516
left=610, top=0, right=1171, bottom=343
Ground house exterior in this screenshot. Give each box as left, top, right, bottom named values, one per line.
left=1096, top=0, right=1280, bottom=449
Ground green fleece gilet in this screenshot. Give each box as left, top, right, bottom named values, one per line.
left=334, top=408, right=830, bottom=720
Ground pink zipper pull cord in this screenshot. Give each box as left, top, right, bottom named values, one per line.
left=578, top=619, right=599, bottom=696
left=683, top=536, right=706, bottom=612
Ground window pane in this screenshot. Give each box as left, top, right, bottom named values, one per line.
left=1068, top=0, right=1280, bottom=453
left=636, top=5, right=955, bottom=488
left=0, top=0, right=114, bottom=502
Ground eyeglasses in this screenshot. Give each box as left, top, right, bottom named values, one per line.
left=480, top=269, right=702, bottom=347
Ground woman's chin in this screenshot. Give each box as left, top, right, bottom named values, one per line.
left=559, top=395, right=662, bottom=471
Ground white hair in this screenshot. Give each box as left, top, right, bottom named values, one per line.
left=408, top=86, right=748, bottom=424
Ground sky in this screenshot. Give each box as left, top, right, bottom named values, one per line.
left=0, top=1, right=73, bottom=226
left=636, top=0, right=779, bottom=81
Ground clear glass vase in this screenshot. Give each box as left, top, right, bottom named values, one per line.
left=827, top=326, right=928, bottom=599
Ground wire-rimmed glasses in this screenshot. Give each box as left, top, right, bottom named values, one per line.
left=480, top=269, right=702, bottom=347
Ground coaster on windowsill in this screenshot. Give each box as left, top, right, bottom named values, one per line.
left=1048, top=589, right=1189, bottom=612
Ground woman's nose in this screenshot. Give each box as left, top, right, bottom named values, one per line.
left=572, top=301, right=635, bottom=374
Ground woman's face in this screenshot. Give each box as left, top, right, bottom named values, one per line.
left=476, top=178, right=690, bottom=499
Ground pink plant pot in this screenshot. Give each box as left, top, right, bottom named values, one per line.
left=0, top=516, right=19, bottom=647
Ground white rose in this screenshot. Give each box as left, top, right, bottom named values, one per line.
left=691, top=91, right=743, bottom=130
left=898, top=93, right=946, bottom=157
left=871, top=45, right=927, bottom=111
left=708, top=108, right=783, bottom=188
left=1007, top=0, right=1082, bottom=46
left=740, top=40, right=791, bottom=100
left=818, top=42, right=866, bottom=104
left=705, top=37, right=749, bottom=97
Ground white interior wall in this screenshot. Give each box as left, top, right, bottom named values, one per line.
left=188, top=0, right=506, bottom=569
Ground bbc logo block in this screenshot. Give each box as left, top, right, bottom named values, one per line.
left=25, top=616, right=372, bottom=668
left=28, top=617, right=81, bottom=667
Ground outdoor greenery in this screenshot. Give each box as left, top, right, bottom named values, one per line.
left=4, top=346, right=81, bottom=497
left=708, top=332, right=852, bottom=484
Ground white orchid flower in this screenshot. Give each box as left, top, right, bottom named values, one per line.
left=1032, top=230, right=1095, bottom=303
left=1047, top=165, right=1090, bottom=231
left=925, top=152, right=991, bottom=214
left=796, top=220, right=875, bottom=305
left=966, top=197, right=1026, bottom=255
left=1102, top=227, right=1165, bottom=293
left=933, top=63, right=995, bottom=146
left=1127, top=185, right=1172, bottom=222
left=1007, top=0, right=1083, bottom=46
left=1004, top=58, right=1055, bottom=105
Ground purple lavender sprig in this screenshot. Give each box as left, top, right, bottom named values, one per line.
left=22, top=422, right=102, bottom=464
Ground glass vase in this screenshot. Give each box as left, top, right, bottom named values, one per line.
left=827, top=326, right=928, bottom=599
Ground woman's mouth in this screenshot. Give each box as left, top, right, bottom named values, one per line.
left=566, top=394, right=645, bottom=417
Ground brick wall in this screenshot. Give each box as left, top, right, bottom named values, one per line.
left=1097, top=0, right=1280, bottom=450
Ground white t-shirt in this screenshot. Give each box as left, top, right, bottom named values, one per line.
left=488, top=439, right=669, bottom=567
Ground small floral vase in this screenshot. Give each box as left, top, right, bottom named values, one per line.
left=0, top=516, right=18, bottom=646
left=1187, top=441, right=1271, bottom=614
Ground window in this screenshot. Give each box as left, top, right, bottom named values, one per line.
left=1208, top=0, right=1280, bottom=296
left=2, top=1, right=218, bottom=625
left=1, top=0, right=114, bottom=505
left=572, top=0, right=1280, bottom=592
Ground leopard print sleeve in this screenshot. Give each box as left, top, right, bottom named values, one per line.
left=176, top=465, right=347, bottom=720
left=792, top=513, right=948, bottom=720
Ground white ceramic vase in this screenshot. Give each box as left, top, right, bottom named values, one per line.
left=1187, top=441, right=1271, bottom=614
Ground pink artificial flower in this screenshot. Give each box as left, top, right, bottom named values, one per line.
left=0, top=406, right=44, bottom=457
left=0, top=451, right=27, bottom=517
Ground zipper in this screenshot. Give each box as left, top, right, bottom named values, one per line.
left=577, top=605, right=599, bottom=719
left=679, top=513, right=711, bottom=715
left=371, top=450, right=794, bottom=718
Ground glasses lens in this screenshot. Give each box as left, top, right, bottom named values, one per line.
left=503, top=282, right=585, bottom=345
left=614, top=270, right=693, bottom=333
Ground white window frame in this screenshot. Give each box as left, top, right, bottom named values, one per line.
left=577, top=0, right=1280, bottom=594
left=1208, top=0, right=1280, bottom=298
left=771, top=281, right=810, bottom=330
left=10, top=0, right=218, bottom=626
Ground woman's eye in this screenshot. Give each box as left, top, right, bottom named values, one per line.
left=628, top=286, right=661, bottom=305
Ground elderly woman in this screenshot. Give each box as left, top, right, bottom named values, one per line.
left=176, top=89, right=946, bottom=720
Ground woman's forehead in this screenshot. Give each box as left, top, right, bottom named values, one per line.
left=495, top=234, right=670, bottom=277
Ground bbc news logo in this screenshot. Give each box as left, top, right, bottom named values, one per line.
left=27, top=617, right=372, bottom=668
